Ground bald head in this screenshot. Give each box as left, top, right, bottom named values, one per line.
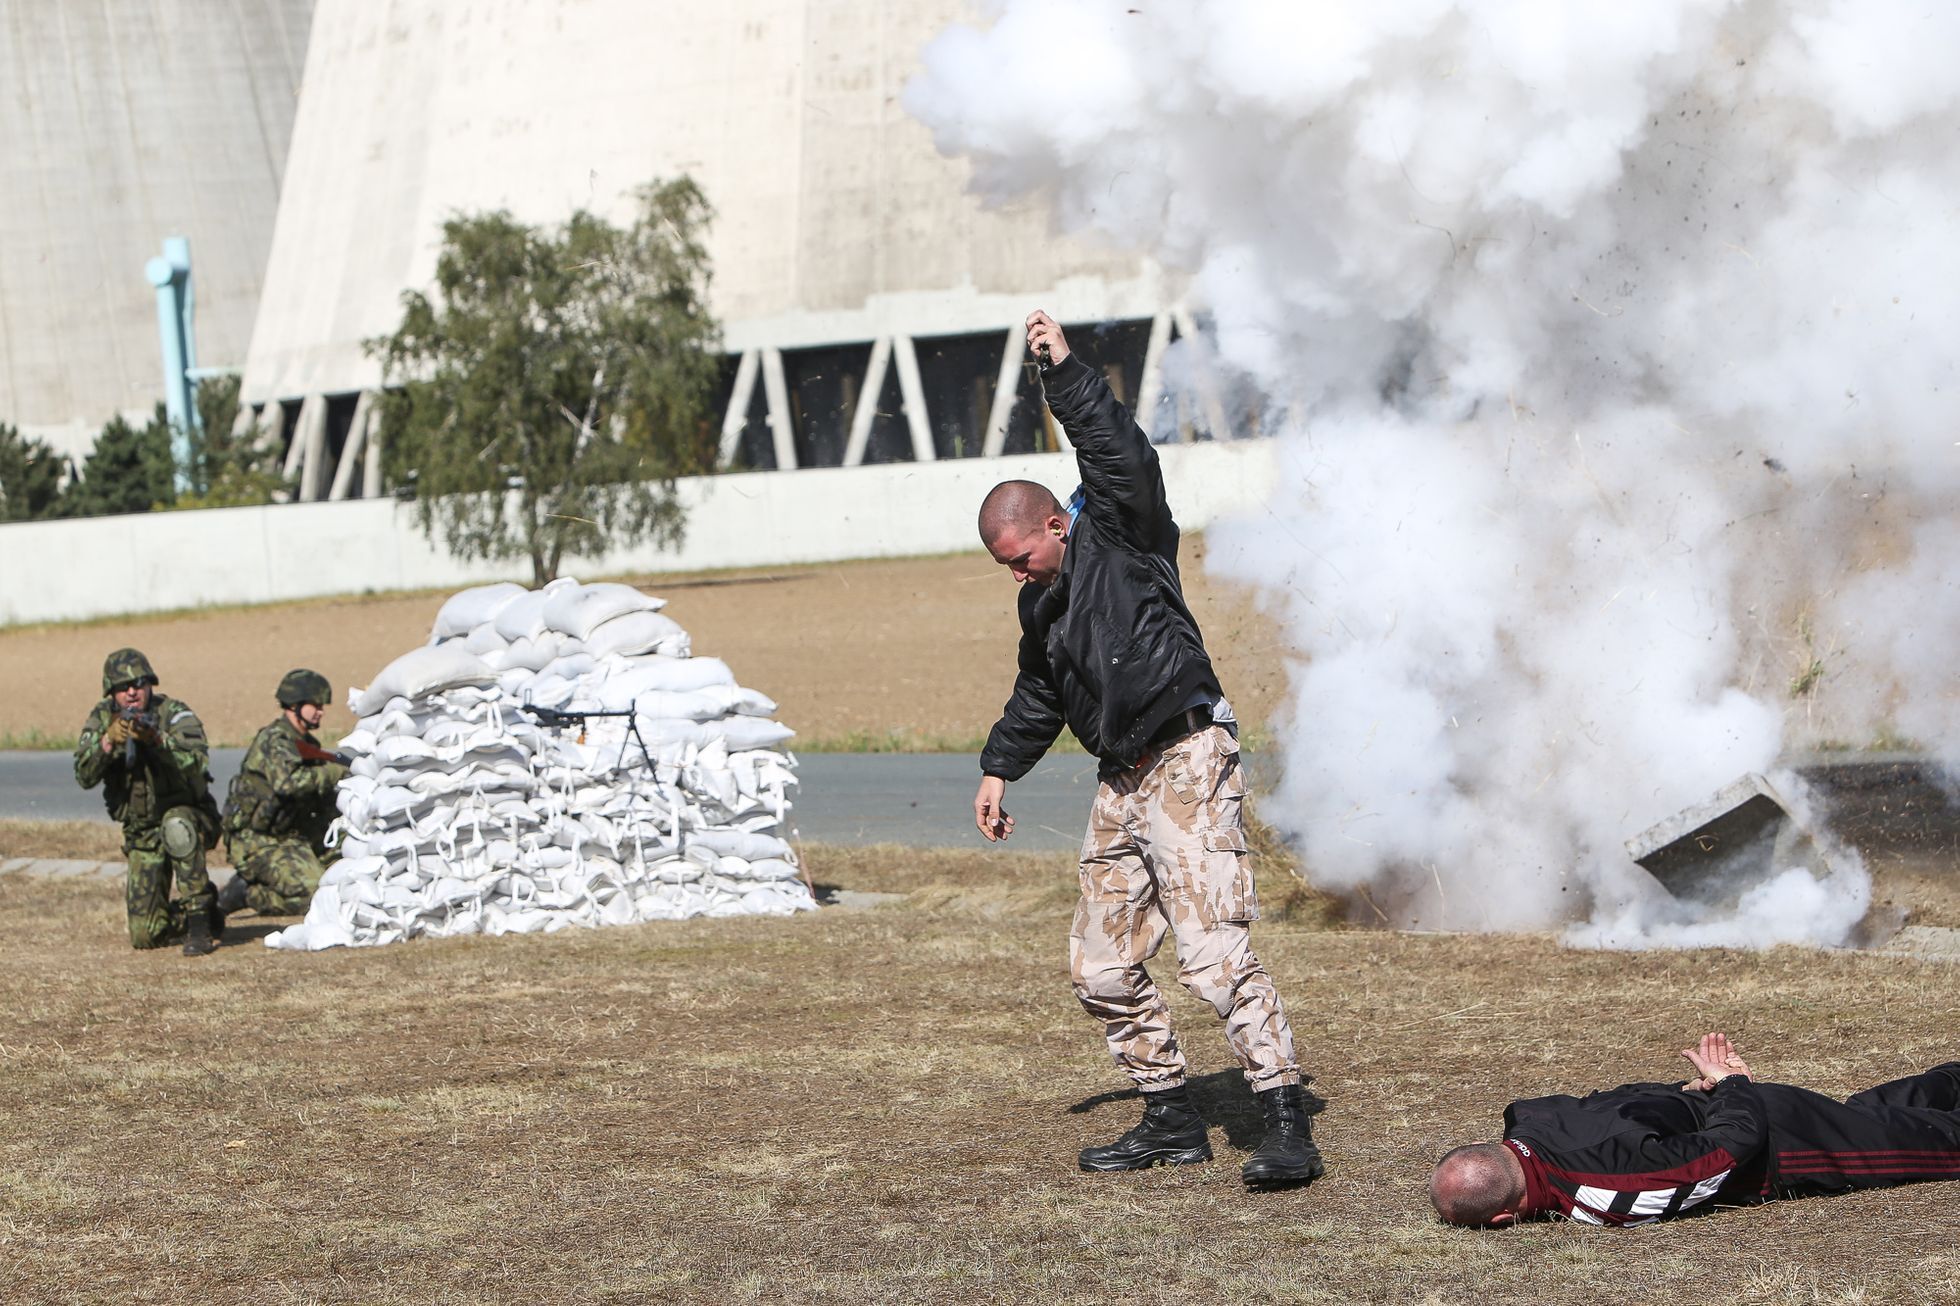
left=1429, top=1143, right=1526, bottom=1227
left=977, top=480, right=1063, bottom=548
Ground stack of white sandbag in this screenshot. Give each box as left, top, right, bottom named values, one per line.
left=265, top=578, right=814, bottom=951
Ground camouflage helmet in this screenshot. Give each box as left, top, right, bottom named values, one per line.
left=102, top=648, right=158, bottom=695
left=276, top=668, right=333, bottom=709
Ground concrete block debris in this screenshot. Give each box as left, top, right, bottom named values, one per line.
left=266, top=578, right=814, bottom=952
left=1625, top=772, right=1836, bottom=906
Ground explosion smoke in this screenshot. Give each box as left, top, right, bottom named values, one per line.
left=907, top=0, right=1960, bottom=945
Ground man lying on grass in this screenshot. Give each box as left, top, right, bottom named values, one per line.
left=1431, top=1033, right=1960, bottom=1227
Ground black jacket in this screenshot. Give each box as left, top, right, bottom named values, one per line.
left=980, top=353, right=1222, bottom=780
left=1502, top=1077, right=1771, bottom=1226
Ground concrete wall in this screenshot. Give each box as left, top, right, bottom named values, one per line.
left=240, top=0, right=1153, bottom=407
left=0, top=440, right=1279, bottom=626
left=1, top=0, right=314, bottom=457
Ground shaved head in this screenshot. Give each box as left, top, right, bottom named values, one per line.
left=978, top=480, right=1063, bottom=547
left=1429, top=1143, right=1526, bottom=1227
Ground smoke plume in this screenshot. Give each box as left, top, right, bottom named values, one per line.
left=907, top=0, right=1959, bottom=945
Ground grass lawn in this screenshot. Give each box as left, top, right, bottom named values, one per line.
left=2, top=838, right=1957, bottom=1304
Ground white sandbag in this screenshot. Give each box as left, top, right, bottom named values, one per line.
left=320, top=855, right=390, bottom=888
left=433, top=582, right=526, bottom=640
left=697, top=684, right=779, bottom=717
left=587, top=657, right=735, bottom=708
left=715, top=717, right=796, bottom=752
left=492, top=579, right=572, bottom=642
left=559, top=652, right=599, bottom=680
left=352, top=645, right=495, bottom=714
left=516, top=674, right=580, bottom=710
left=372, top=736, right=436, bottom=767
left=543, top=581, right=667, bottom=641
left=743, top=883, right=817, bottom=914
left=631, top=690, right=726, bottom=722
left=464, top=625, right=510, bottom=656
left=583, top=608, right=687, bottom=658
left=499, top=632, right=571, bottom=673
left=688, top=829, right=794, bottom=861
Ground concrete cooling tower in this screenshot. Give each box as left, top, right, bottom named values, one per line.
left=0, top=0, right=314, bottom=459
left=240, top=0, right=1187, bottom=500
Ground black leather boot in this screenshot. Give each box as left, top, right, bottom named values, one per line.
left=217, top=875, right=247, bottom=915
left=1242, top=1084, right=1323, bottom=1189
left=1078, top=1087, right=1213, bottom=1171
left=182, top=904, right=218, bottom=957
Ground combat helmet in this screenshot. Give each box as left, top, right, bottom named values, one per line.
left=276, top=668, right=333, bottom=709
left=102, top=648, right=158, bottom=695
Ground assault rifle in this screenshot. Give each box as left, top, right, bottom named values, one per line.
left=116, top=706, right=159, bottom=769
left=519, top=702, right=656, bottom=774
left=296, top=738, right=352, bottom=767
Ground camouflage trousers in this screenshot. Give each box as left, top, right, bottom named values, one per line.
left=1069, top=724, right=1300, bottom=1093
left=123, top=806, right=213, bottom=950
left=225, top=832, right=332, bottom=915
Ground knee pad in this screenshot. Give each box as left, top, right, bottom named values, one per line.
left=161, top=810, right=200, bottom=861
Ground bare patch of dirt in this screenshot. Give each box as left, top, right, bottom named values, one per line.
left=0, top=541, right=1282, bottom=750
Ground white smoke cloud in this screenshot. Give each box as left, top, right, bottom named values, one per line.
left=907, top=1, right=1960, bottom=946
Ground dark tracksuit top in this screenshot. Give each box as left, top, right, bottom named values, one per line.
left=1503, top=1063, right=1960, bottom=1227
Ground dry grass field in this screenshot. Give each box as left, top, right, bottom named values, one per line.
left=3, top=837, right=1959, bottom=1305
left=0, top=542, right=1287, bottom=751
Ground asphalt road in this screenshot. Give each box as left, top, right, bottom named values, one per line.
left=0, top=749, right=1107, bottom=852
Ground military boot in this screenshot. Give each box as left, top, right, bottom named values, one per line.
left=182, top=906, right=218, bottom=957
left=217, top=874, right=247, bottom=915
left=1241, top=1083, right=1323, bottom=1189
left=1078, top=1086, right=1213, bottom=1171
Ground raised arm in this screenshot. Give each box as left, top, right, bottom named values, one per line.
left=1026, top=310, right=1174, bottom=553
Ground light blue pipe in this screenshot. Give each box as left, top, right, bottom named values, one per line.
left=145, top=237, right=198, bottom=491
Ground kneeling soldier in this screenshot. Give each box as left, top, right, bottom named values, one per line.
left=73, top=648, right=225, bottom=955
left=220, top=669, right=348, bottom=916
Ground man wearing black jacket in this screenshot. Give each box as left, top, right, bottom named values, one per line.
left=1431, top=1033, right=1960, bottom=1227
left=972, top=309, right=1319, bottom=1190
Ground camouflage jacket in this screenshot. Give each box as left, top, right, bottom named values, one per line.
left=224, top=715, right=345, bottom=845
left=73, top=694, right=217, bottom=830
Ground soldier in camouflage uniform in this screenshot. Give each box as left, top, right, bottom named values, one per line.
left=73, top=648, right=225, bottom=955
left=218, top=669, right=348, bottom=916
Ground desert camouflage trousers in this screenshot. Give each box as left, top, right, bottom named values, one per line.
left=1070, top=724, right=1301, bottom=1093
left=123, top=805, right=213, bottom=950
left=225, top=832, right=332, bottom=915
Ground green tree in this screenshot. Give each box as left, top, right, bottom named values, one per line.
left=370, top=178, right=723, bottom=586
left=60, top=407, right=175, bottom=517
left=173, top=374, right=287, bottom=509
left=0, top=423, right=69, bottom=522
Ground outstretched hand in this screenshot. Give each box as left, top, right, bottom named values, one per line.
left=1681, top=1032, right=1752, bottom=1091
left=1026, top=310, right=1071, bottom=367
